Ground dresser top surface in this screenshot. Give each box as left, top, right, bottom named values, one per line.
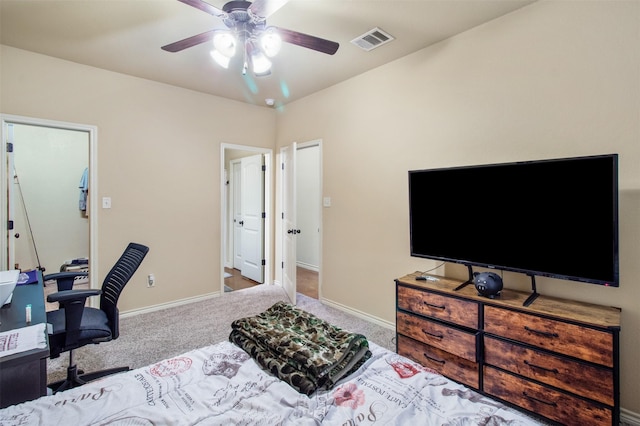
left=396, top=272, right=621, bottom=329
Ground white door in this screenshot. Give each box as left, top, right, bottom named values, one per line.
left=281, top=142, right=297, bottom=304
left=240, top=154, right=264, bottom=283
left=231, top=160, right=243, bottom=270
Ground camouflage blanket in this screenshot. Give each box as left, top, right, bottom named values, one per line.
left=229, top=301, right=371, bottom=395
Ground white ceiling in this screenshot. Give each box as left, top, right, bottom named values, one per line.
left=0, top=0, right=536, bottom=108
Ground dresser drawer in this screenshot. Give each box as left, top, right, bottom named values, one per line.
left=484, top=305, right=614, bottom=367
left=483, top=366, right=612, bottom=426
left=397, top=311, right=478, bottom=362
left=397, top=285, right=479, bottom=329
left=484, top=336, right=614, bottom=406
left=397, top=334, right=479, bottom=389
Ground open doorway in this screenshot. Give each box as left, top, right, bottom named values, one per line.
left=220, top=143, right=272, bottom=293
left=1, top=114, right=97, bottom=292
left=295, top=142, right=321, bottom=299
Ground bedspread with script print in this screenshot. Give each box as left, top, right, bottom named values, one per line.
left=0, top=341, right=545, bottom=425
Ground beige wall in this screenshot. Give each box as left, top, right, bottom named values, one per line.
left=276, top=0, right=640, bottom=415
left=1, top=45, right=276, bottom=311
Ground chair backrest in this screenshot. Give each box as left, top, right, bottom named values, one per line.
left=99, top=243, right=149, bottom=339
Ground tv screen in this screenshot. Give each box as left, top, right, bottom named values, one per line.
left=409, top=154, right=619, bottom=287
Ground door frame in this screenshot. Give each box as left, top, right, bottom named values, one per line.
left=220, top=143, right=272, bottom=293
left=0, top=114, right=98, bottom=289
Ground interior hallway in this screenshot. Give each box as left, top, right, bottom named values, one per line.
left=224, top=266, right=318, bottom=299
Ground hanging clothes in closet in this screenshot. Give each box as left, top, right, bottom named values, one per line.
left=79, top=167, right=88, bottom=213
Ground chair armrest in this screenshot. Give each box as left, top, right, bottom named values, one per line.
left=47, top=289, right=101, bottom=348
left=44, top=272, right=89, bottom=291
left=47, top=289, right=101, bottom=304
left=44, top=271, right=89, bottom=281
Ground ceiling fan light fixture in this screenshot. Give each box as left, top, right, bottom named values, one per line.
left=212, top=32, right=237, bottom=57
left=260, top=29, right=282, bottom=57
left=210, top=49, right=231, bottom=68
left=163, top=0, right=340, bottom=77
left=251, top=51, right=272, bottom=76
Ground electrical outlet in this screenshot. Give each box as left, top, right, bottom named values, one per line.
left=147, top=274, right=155, bottom=287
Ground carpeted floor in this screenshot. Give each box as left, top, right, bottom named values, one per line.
left=46, top=284, right=396, bottom=385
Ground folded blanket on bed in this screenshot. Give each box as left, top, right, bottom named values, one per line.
left=229, top=301, right=371, bottom=395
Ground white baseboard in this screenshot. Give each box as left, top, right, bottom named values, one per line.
left=296, top=262, right=319, bottom=272
left=319, top=296, right=395, bottom=330
left=119, top=292, right=221, bottom=318
left=622, top=408, right=640, bottom=425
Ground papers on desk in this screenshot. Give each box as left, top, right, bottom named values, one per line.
left=0, top=323, right=47, bottom=358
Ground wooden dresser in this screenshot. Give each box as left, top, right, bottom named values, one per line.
left=395, top=272, right=621, bottom=426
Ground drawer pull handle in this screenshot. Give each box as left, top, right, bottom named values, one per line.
left=423, top=352, right=445, bottom=364
left=522, top=391, right=557, bottom=407
left=524, top=360, right=559, bottom=374
left=421, top=328, right=444, bottom=339
left=423, top=301, right=446, bottom=310
left=524, top=326, right=559, bottom=338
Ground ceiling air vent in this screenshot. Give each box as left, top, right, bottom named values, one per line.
left=350, top=27, right=395, bottom=51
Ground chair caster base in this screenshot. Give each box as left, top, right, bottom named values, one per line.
left=48, top=365, right=130, bottom=394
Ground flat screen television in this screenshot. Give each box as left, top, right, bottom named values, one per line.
left=409, top=154, right=619, bottom=296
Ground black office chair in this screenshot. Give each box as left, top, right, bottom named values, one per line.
left=46, top=242, right=149, bottom=393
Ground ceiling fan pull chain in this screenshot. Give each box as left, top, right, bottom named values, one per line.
left=242, top=39, right=249, bottom=75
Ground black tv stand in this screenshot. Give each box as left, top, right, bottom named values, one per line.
left=453, top=267, right=539, bottom=306
left=453, top=265, right=474, bottom=291
left=523, top=274, right=539, bottom=307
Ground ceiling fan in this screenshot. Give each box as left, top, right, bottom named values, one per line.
left=161, top=0, right=339, bottom=76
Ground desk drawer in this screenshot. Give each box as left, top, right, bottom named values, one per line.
left=398, top=285, right=479, bottom=329
left=397, top=334, right=479, bottom=389
left=484, top=305, right=613, bottom=367
left=483, top=366, right=612, bottom=426
left=397, top=311, right=478, bottom=362
left=484, top=336, right=614, bottom=405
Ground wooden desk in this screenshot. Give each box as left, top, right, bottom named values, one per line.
left=0, top=272, right=49, bottom=408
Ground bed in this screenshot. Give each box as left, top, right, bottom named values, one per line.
left=0, top=302, right=545, bottom=425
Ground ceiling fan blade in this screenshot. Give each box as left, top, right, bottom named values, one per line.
left=161, top=29, right=217, bottom=52
left=249, top=0, right=289, bottom=18
left=275, top=27, right=339, bottom=55
left=177, top=0, right=227, bottom=19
